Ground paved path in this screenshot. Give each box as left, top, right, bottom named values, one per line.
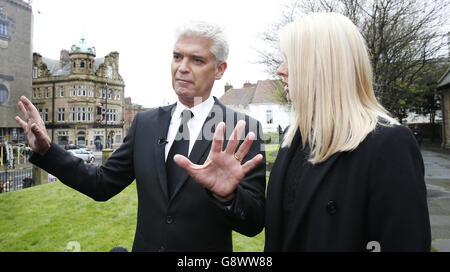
left=422, top=146, right=450, bottom=251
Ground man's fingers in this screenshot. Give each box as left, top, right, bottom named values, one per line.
left=234, top=131, right=255, bottom=163
left=15, top=116, right=28, bottom=131
left=17, top=101, right=30, bottom=120
left=210, top=122, right=225, bottom=154
left=241, top=154, right=263, bottom=175
left=225, top=120, right=246, bottom=154
left=20, top=96, right=40, bottom=119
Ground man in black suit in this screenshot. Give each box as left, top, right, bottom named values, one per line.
left=15, top=21, right=266, bottom=252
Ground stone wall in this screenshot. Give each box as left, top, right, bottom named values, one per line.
left=0, top=0, right=32, bottom=131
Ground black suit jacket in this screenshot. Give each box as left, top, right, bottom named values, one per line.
left=265, top=123, right=431, bottom=251
left=30, top=97, right=266, bottom=252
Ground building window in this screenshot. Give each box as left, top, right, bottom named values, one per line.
left=44, top=108, right=49, bottom=122
left=80, top=62, right=85, bottom=68
left=0, top=84, right=9, bottom=105
left=33, top=66, right=38, bottom=78
left=70, top=107, right=76, bottom=122
left=57, top=131, right=69, bottom=146
left=102, top=108, right=118, bottom=122
left=0, top=20, right=8, bottom=38
left=57, top=108, right=65, bottom=122
left=59, top=86, right=64, bottom=97
left=77, top=131, right=86, bottom=146
left=75, top=107, right=87, bottom=122
left=266, top=110, right=273, bottom=124
left=45, top=87, right=49, bottom=98
left=115, top=134, right=122, bottom=144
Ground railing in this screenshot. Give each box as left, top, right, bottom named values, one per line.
left=0, top=166, right=33, bottom=193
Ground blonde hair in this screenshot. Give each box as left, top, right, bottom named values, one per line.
left=280, top=12, right=398, bottom=164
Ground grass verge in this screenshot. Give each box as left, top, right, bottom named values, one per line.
left=0, top=181, right=264, bottom=252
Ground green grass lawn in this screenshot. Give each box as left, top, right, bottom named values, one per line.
left=265, top=143, right=280, bottom=164
left=0, top=181, right=265, bottom=252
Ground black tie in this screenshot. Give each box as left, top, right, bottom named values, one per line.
left=166, top=109, right=193, bottom=197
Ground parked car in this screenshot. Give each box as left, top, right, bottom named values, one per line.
left=68, top=149, right=95, bottom=163
left=65, top=144, right=82, bottom=150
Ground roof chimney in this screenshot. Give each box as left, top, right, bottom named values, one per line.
left=60, top=49, right=70, bottom=68
left=224, top=83, right=233, bottom=92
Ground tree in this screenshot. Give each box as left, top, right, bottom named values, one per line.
left=409, top=61, right=448, bottom=124
left=256, top=0, right=450, bottom=122
left=270, top=79, right=290, bottom=105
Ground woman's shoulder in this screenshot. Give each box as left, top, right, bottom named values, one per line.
left=366, top=121, right=418, bottom=152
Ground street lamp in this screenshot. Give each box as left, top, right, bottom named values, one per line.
left=105, top=66, right=113, bottom=149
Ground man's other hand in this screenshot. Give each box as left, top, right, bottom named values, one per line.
left=15, top=96, right=51, bottom=156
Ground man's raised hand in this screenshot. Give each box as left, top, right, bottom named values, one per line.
left=15, top=96, right=51, bottom=156
left=173, top=120, right=263, bottom=202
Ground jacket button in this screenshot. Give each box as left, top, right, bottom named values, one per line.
left=166, top=216, right=173, bottom=224
left=326, top=201, right=338, bottom=215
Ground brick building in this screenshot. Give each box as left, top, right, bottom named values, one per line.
left=124, top=97, right=151, bottom=135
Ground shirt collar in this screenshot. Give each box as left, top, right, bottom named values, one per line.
left=174, top=95, right=215, bottom=121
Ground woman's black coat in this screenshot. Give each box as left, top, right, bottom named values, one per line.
left=265, top=123, right=431, bottom=252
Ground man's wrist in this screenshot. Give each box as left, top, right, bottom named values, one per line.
left=212, top=191, right=236, bottom=203
left=38, top=141, right=52, bottom=156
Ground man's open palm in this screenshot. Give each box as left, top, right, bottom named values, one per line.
left=173, top=120, right=263, bottom=201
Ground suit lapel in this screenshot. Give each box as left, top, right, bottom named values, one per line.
left=154, top=104, right=176, bottom=201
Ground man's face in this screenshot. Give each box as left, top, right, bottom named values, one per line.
left=171, top=35, right=227, bottom=107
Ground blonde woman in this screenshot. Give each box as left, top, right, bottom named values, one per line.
left=264, top=13, right=431, bottom=251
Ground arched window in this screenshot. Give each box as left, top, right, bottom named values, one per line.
left=80, top=61, right=85, bottom=68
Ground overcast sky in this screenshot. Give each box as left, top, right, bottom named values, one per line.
left=31, top=0, right=288, bottom=108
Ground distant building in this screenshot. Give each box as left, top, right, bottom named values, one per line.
left=219, top=80, right=290, bottom=132
left=437, top=67, right=450, bottom=148
left=32, top=37, right=125, bottom=150
left=124, top=96, right=151, bottom=134
left=0, top=0, right=32, bottom=143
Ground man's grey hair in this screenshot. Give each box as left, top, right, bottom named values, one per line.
left=175, top=21, right=229, bottom=67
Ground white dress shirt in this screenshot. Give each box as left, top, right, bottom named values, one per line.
left=165, top=96, right=215, bottom=161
